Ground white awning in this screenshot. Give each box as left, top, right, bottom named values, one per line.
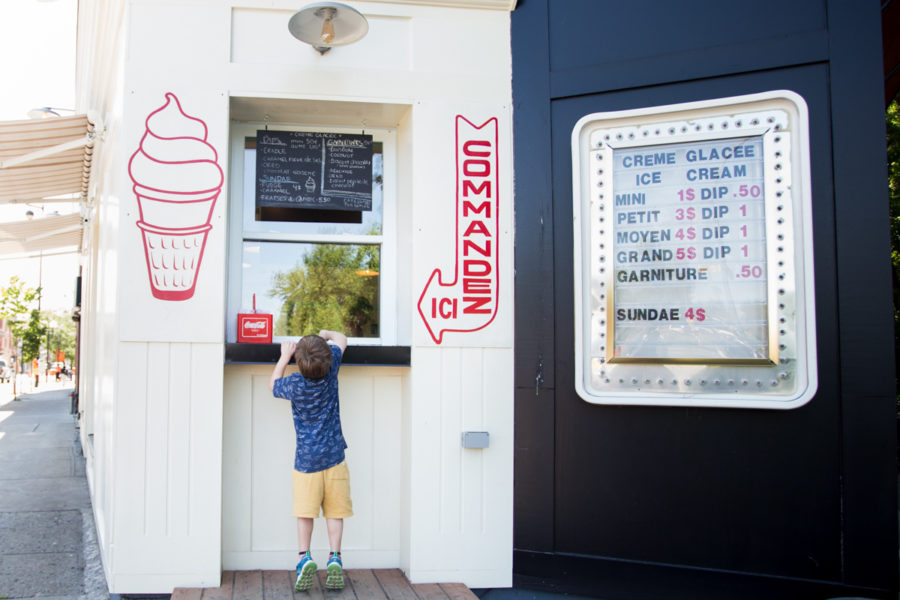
left=0, top=114, right=95, bottom=204
left=0, top=213, right=84, bottom=255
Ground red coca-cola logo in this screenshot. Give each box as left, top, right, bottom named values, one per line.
left=241, top=317, right=270, bottom=337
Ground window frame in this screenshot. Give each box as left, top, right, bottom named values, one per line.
left=226, top=121, right=398, bottom=346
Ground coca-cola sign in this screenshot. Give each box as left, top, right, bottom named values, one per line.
left=237, top=314, right=272, bottom=343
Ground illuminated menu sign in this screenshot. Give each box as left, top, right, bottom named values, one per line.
left=611, top=136, right=768, bottom=361
left=571, top=92, right=818, bottom=409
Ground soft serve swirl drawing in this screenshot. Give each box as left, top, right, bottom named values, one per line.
left=128, top=93, right=223, bottom=301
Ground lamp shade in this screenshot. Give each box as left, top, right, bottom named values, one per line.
left=288, top=2, right=368, bottom=50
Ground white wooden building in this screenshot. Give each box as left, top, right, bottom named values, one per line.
left=73, top=0, right=515, bottom=593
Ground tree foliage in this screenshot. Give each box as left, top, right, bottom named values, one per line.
left=43, top=309, right=77, bottom=362
left=21, top=310, right=46, bottom=364
left=888, top=101, right=900, bottom=280
left=270, top=243, right=380, bottom=338
left=0, top=277, right=44, bottom=363
left=888, top=101, right=900, bottom=409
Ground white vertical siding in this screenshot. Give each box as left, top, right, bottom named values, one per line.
left=222, top=364, right=405, bottom=569
left=405, top=347, right=513, bottom=587
left=77, top=0, right=514, bottom=592
left=110, top=342, right=223, bottom=591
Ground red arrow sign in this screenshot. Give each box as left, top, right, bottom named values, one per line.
left=417, top=116, right=500, bottom=344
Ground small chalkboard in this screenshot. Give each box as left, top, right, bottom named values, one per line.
left=255, top=130, right=373, bottom=212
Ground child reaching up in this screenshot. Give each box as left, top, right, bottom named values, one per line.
left=269, top=330, right=352, bottom=591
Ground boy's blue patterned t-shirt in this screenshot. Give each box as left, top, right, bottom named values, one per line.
left=272, top=344, right=347, bottom=473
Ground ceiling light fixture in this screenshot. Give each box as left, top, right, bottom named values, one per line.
left=288, top=2, right=369, bottom=55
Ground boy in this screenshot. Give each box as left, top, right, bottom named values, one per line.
left=269, top=330, right=352, bottom=592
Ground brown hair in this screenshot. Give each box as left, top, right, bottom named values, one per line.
left=295, top=335, right=332, bottom=380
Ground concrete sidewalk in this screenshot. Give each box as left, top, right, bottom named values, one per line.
left=0, top=379, right=108, bottom=600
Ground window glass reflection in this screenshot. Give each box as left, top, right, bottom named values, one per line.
left=242, top=241, right=380, bottom=339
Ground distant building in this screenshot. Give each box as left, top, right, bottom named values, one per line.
left=0, top=318, right=13, bottom=361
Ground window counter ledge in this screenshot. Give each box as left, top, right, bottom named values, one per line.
left=225, top=343, right=410, bottom=366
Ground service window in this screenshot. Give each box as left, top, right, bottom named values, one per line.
left=227, top=122, right=396, bottom=345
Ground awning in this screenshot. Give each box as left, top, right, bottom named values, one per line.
left=0, top=213, right=84, bottom=255
left=0, top=114, right=95, bottom=204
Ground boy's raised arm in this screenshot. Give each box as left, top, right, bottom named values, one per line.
left=269, top=340, right=296, bottom=393
left=318, top=330, right=348, bottom=353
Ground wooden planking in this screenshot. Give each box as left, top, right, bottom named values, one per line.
left=437, top=583, right=478, bottom=600
left=408, top=346, right=445, bottom=555
left=294, top=567, right=324, bottom=600
left=373, top=570, right=417, bottom=600
left=202, top=571, right=235, bottom=600
left=460, top=348, right=485, bottom=536
left=115, top=342, right=149, bottom=539
left=340, top=376, right=376, bottom=551
left=188, top=344, right=226, bottom=546
left=346, top=569, right=387, bottom=600
left=176, top=570, right=473, bottom=600
left=172, top=588, right=203, bottom=600
left=371, top=375, right=402, bottom=552
left=222, top=369, right=253, bottom=553
left=409, top=583, right=449, bottom=600
left=250, top=373, right=295, bottom=551
left=317, top=569, right=356, bottom=600
left=481, top=348, right=513, bottom=559
left=145, top=342, right=172, bottom=536
left=168, top=342, right=192, bottom=537
left=224, top=367, right=404, bottom=560
left=233, top=571, right=263, bottom=600
left=262, top=571, right=293, bottom=600
left=439, top=347, right=462, bottom=535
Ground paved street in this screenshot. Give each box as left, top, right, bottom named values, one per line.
left=0, top=377, right=107, bottom=600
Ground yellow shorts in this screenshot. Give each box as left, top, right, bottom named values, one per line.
left=292, top=461, right=354, bottom=519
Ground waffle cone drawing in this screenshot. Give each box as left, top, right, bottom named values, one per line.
left=128, top=93, right=223, bottom=301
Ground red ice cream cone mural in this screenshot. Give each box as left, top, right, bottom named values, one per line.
left=128, top=93, right=223, bottom=301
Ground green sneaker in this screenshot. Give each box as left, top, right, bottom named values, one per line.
left=295, top=553, right=317, bottom=592
left=325, top=552, right=344, bottom=590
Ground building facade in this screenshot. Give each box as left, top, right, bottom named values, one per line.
left=75, top=0, right=514, bottom=592
left=72, top=1, right=898, bottom=598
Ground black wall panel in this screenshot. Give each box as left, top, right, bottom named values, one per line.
left=512, top=0, right=897, bottom=597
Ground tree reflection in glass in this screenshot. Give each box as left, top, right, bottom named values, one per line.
left=269, top=242, right=380, bottom=338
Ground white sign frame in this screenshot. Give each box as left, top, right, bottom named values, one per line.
left=572, top=91, right=817, bottom=409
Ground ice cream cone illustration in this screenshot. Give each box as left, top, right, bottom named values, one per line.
left=128, top=93, right=223, bottom=301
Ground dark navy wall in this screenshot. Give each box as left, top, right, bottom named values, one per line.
left=511, top=2, right=897, bottom=598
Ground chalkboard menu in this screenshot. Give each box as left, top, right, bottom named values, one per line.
left=255, top=130, right=373, bottom=212
left=610, top=135, right=768, bottom=361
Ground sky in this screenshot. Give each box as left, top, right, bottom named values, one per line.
left=0, top=0, right=80, bottom=312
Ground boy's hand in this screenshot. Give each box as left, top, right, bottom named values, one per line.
left=318, top=329, right=348, bottom=353
left=280, top=340, right=297, bottom=362
left=270, top=340, right=297, bottom=393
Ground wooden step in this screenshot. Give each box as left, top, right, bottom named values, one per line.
left=171, top=570, right=479, bottom=600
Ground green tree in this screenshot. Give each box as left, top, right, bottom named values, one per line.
left=270, top=243, right=380, bottom=338
left=0, top=277, right=43, bottom=363
left=44, top=310, right=76, bottom=363
left=21, top=310, right=46, bottom=364
left=888, top=101, right=900, bottom=282
left=888, top=101, right=900, bottom=409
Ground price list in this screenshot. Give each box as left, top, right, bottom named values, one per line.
left=255, top=130, right=373, bottom=212
left=607, top=135, right=769, bottom=361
